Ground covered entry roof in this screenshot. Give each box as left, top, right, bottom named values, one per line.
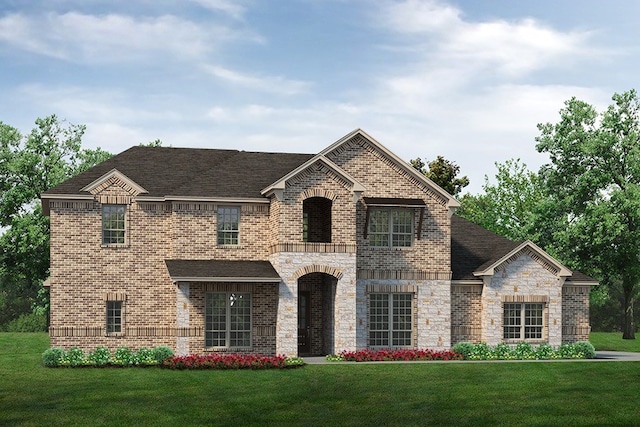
left=165, top=260, right=281, bottom=283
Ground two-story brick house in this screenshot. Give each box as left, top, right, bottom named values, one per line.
left=42, top=129, right=595, bottom=356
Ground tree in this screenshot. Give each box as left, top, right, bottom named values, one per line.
left=536, top=90, right=640, bottom=339
left=0, top=115, right=112, bottom=328
left=411, top=156, right=469, bottom=196
left=457, top=159, right=544, bottom=242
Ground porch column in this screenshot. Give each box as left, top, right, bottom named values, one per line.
left=176, top=282, right=190, bottom=356
left=276, top=278, right=298, bottom=356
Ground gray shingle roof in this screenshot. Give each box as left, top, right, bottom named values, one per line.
left=451, top=215, right=596, bottom=283
left=165, top=260, right=280, bottom=281
left=43, top=146, right=314, bottom=199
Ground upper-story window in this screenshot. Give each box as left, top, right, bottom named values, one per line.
left=368, top=209, right=413, bottom=247
left=102, top=205, right=126, bottom=245
left=217, top=206, right=240, bottom=245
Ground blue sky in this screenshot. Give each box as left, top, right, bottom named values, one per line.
left=1, top=0, right=638, bottom=193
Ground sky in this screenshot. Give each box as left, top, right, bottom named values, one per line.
left=1, top=0, right=639, bottom=194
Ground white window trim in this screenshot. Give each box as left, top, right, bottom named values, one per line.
left=205, top=292, right=252, bottom=349
left=368, top=208, right=414, bottom=248
left=368, top=293, right=414, bottom=348
left=101, top=204, right=129, bottom=247
left=217, top=206, right=241, bottom=246
left=503, top=302, right=546, bottom=342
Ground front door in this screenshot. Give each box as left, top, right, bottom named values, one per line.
left=298, top=291, right=311, bottom=354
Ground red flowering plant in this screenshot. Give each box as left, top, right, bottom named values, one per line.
left=161, top=353, right=304, bottom=370
left=338, top=348, right=462, bottom=362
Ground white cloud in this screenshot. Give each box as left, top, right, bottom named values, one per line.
left=189, top=0, right=248, bottom=20
left=204, top=65, right=312, bottom=95
left=379, top=0, right=598, bottom=77
left=0, top=11, right=252, bottom=63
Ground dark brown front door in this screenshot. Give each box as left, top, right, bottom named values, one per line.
left=298, top=291, right=311, bottom=354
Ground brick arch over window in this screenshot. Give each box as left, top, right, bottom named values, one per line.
left=293, top=264, right=343, bottom=280
left=299, top=189, right=338, bottom=202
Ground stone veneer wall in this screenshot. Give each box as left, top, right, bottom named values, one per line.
left=450, top=284, right=483, bottom=344
left=356, top=279, right=452, bottom=350
left=562, top=285, right=591, bottom=342
left=269, top=251, right=357, bottom=356
left=481, top=253, right=564, bottom=347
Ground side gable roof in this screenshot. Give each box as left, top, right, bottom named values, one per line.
left=320, top=129, right=460, bottom=209
left=451, top=215, right=597, bottom=283
left=42, top=146, right=314, bottom=200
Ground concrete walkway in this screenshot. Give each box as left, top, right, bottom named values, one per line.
left=302, top=352, right=640, bottom=364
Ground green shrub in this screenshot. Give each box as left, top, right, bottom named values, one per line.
left=512, top=342, right=535, bottom=360
left=152, top=346, right=174, bottom=364
left=42, top=347, right=66, bottom=367
left=284, top=356, right=305, bottom=367
left=573, top=341, right=596, bottom=359
left=3, top=312, right=48, bottom=332
left=469, top=342, right=492, bottom=360
left=88, top=346, right=111, bottom=366
left=451, top=342, right=475, bottom=359
left=535, top=343, right=556, bottom=359
left=136, top=347, right=156, bottom=365
left=113, top=347, right=136, bottom=366
left=65, top=347, right=87, bottom=366
left=492, top=343, right=511, bottom=360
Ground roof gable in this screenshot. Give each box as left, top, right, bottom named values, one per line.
left=261, top=154, right=366, bottom=201
left=320, top=129, right=460, bottom=209
left=81, top=169, right=147, bottom=196
left=473, top=240, right=572, bottom=278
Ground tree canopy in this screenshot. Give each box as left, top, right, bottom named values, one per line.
left=457, top=159, right=543, bottom=242
left=535, top=90, right=640, bottom=339
left=0, top=115, right=112, bottom=329
left=411, top=155, right=469, bottom=196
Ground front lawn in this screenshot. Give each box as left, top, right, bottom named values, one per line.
left=2, top=333, right=640, bottom=426
left=590, top=332, right=640, bottom=352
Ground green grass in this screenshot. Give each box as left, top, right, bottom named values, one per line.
left=590, top=331, right=640, bottom=352
left=2, top=333, right=640, bottom=426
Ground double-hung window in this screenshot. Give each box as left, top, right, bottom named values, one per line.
left=217, top=206, right=240, bottom=245
left=102, top=205, right=126, bottom=245
left=503, top=303, right=544, bottom=340
left=369, top=293, right=413, bottom=347
left=368, top=209, right=413, bottom=247
left=205, top=293, right=251, bottom=348
left=106, top=300, right=123, bottom=334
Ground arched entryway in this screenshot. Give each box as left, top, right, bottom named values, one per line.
left=296, top=271, right=339, bottom=356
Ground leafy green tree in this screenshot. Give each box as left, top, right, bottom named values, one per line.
left=536, top=90, right=640, bottom=339
left=0, top=115, right=112, bottom=327
left=411, top=156, right=469, bottom=196
left=457, top=159, right=544, bottom=242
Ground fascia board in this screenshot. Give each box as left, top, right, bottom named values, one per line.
left=170, top=277, right=282, bottom=283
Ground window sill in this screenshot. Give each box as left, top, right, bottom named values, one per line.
left=105, top=332, right=125, bottom=337
left=217, top=244, right=243, bottom=249
left=102, top=243, right=130, bottom=249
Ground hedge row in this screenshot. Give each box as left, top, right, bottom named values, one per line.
left=451, top=341, right=597, bottom=360
left=42, top=346, right=174, bottom=367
